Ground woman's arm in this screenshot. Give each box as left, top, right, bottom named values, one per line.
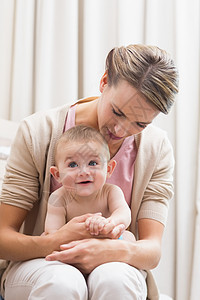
left=0, top=203, right=95, bottom=261
left=45, top=218, right=164, bottom=273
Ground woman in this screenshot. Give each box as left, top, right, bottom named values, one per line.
left=0, top=44, right=178, bottom=300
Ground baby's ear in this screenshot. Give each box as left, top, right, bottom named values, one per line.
left=50, top=166, right=61, bottom=182
left=107, top=159, right=117, bottom=178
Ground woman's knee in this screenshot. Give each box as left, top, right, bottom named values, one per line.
left=5, top=259, right=88, bottom=300
left=31, top=263, right=88, bottom=299
left=88, top=262, right=147, bottom=300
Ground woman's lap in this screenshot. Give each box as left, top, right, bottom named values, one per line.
left=4, top=258, right=87, bottom=300
left=4, top=259, right=147, bottom=300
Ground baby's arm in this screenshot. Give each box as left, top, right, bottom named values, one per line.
left=44, top=191, right=67, bottom=234
left=85, top=185, right=131, bottom=237
left=106, top=184, right=131, bottom=229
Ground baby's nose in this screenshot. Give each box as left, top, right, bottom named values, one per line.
left=79, top=165, right=90, bottom=175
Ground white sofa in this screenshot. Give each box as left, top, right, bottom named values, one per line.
left=0, top=119, right=19, bottom=191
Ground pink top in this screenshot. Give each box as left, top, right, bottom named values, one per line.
left=106, top=135, right=136, bottom=206
left=50, top=105, right=137, bottom=206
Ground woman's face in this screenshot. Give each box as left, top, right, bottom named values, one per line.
left=97, top=73, right=160, bottom=147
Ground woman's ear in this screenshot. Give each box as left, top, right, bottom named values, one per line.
left=99, top=71, right=108, bottom=93
left=50, top=166, right=61, bottom=183
left=107, top=159, right=117, bottom=178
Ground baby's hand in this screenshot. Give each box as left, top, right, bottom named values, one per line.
left=85, top=215, right=111, bottom=236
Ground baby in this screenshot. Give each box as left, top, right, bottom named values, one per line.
left=44, top=125, right=131, bottom=238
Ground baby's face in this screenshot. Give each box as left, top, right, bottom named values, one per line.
left=56, top=141, right=108, bottom=196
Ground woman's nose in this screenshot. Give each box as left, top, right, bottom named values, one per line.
left=114, top=123, right=127, bottom=137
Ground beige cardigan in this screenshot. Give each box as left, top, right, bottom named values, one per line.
left=0, top=103, right=174, bottom=299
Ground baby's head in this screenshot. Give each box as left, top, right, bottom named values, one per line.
left=51, top=125, right=116, bottom=195
left=54, top=125, right=110, bottom=166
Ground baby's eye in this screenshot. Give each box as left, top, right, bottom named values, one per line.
left=68, top=161, right=78, bottom=168
left=89, top=160, right=97, bottom=166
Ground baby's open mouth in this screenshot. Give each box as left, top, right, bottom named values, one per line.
left=78, top=181, right=92, bottom=184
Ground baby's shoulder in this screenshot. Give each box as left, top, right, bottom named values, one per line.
left=103, top=183, right=122, bottom=194
left=48, top=187, right=69, bottom=205
left=50, top=186, right=65, bottom=197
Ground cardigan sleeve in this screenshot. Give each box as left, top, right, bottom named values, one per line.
left=137, top=131, right=175, bottom=225
left=130, top=125, right=175, bottom=233
left=0, top=104, right=68, bottom=210
left=0, top=120, right=42, bottom=210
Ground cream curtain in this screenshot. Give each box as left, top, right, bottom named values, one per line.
left=0, top=0, right=79, bottom=120
left=175, top=1, right=200, bottom=300
left=0, top=0, right=200, bottom=299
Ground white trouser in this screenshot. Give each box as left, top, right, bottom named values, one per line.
left=3, top=259, right=147, bottom=300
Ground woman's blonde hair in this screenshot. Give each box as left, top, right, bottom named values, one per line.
left=105, top=44, right=179, bottom=114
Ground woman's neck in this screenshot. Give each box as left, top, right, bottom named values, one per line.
left=75, top=98, right=99, bottom=129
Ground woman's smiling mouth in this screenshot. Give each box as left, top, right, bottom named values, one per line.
left=107, top=128, right=123, bottom=140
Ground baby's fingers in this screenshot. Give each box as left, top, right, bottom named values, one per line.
left=89, top=216, right=107, bottom=235
left=85, top=213, right=102, bottom=229
left=85, top=217, right=92, bottom=229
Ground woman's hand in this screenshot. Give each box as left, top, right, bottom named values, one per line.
left=46, top=238, right=123, bottom=274
left=57, top=213, right=101, bottom=240
left=46, top=219, right=164, bottom=273
left=45, top=230, right=136, bottom=274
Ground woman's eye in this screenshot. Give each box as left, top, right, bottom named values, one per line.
left=136, top=122, right=147, bottom=129
left=89, top=160, right=97, bottom=166
left=68, top=161, right=78, bottom=168
left=112, top=108, right=123, bottom=117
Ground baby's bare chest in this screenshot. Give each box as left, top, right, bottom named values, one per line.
left=66, top=194, right=110, bottom=221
